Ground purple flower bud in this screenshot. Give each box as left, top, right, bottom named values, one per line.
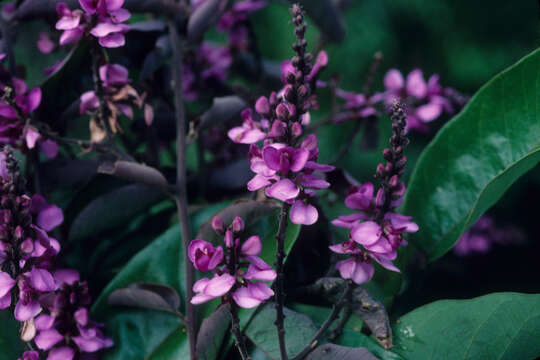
left=255, top=96, right=270, bottom=115
left=232, top=216, right=245, bottom=233
left=275, top=103, right=289, bottom=120
left=375, top=189, right=385, bottom=208
left=224, top=229, right=234, bottom=248
left=188, top=239, right=224, bottom=272
left=291, top=122, right=302, bottom=137
left=211, top=216, right=225, bottom=235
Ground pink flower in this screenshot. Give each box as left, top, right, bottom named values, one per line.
left=191, top=273, right=236, bottom=305
left=228, top=109, right=266, bottom=144
left=335, top=258, right=374, bottom=285
left=30, top=195, right=64, bottom=232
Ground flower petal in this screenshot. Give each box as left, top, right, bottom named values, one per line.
left=265, top=179, right=299, bottom=201
left=290, top=200, right=318, bottom=225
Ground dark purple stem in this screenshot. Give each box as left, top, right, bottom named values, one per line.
left=168, top=20, right=197, bottom=360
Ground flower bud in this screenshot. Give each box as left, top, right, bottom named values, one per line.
left=375, top=188, right=385, bottom=208
left=224, top=229, right=234, bottom=248
left=382, top=148, right=392, bottom=161
left=275, top=103, right=289, bottom=120
left=291, top=122, right=302, bottom=138
left=255, top=96, right=270, bottom=115
left=211, top=216, right=225, bottom=235
left=388, top=175, right=399, bottom=188
left=232, top=216, right=245, bottom=233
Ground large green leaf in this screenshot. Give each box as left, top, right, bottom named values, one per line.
left=402, top=48, right=540, bottom=260
left=0, top=312, right=25, bottom=360
left=92, top=224, right=188, bottom=359
left=393, top=292, right=540, bottom=360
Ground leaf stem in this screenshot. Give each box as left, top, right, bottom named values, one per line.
left=168, top=20, right=197, bottom=360
left=274, top=202, right=291, bottom=360
left=291, top=280, right=354, bottom=360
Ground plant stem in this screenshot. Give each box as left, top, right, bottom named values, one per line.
left=230, top=303, right=252, bottom=360
left=292, top=280, right=354, bottom=360
left=274, top=202, right=291, bottom=360
left=168, top=20, right=197, bottom=360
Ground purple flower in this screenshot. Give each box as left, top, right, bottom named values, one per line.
left=227, top=109, right=266, bottom=144
left=55, top=0, right=130, bottom=48
left=18, top=351, right=39, bottom=360
left=217, top=0, right=267, bottom=51
left=381, top=68, right=457, bottom=132
left=188, top=239, right=224, bottom=272
left=30, top=195, right=64, bottom=232
left=189, top=216, right=276, bottom=308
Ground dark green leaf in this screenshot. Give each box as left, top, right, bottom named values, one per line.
left=306, top=344, right=377, bottom=360
left=92, top=225, right=188, bottom=359
left=393, top=292, right=540, bottom=360
left=402, top=49, right=540, bottom=260
left=108, top=283, right=181, bottom=314
left=0, top=311, right=25, bottom=360
left=246, top=303, right=318, bottom=359
left=69, top=184, right=164, bottom=242
left=197, top=304, right=231, bottom=360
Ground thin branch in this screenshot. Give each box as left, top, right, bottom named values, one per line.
left=292, top=280, right=354, bottom=360
left=274, top=202, right=291, bottom=360
left=0, top=17, right=16, bottom=75
left=168, top=19, right=197, bottom=360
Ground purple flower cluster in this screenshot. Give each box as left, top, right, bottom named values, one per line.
left=55, top=0, right=130, bottom=48
left=227, top=8, right=331, bottom=225
left=453, top=215, right=524, bottom=257
left=183, top=42, right=232, bottom=101
left=330, top=104, right=418, bottom=284
left=189, top=216, right=276, bottom=308
left=380, top=69, right=457, bottom=132
left=217, top=0, right=267, bottom=51
left=32, top=270, right=113, bottom=359
left=0, top=148, right=112, bottom=359
left=0, top=65, right=57, bottom=158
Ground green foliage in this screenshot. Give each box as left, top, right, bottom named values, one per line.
left=402, top=48, right=540, bottom=261
left=393, top=292, right=540, bottom=360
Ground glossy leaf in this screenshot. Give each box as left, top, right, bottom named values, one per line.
left=393, top=292, right=540, bottom=360
left=402, top=49, right=540, bottom=260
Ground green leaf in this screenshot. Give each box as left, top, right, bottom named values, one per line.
left=0, top=311, right=25, bottom=360
left=402, top=48, right=540, bottom=260
left=92, top=224, right=188, bottom=359
left=393, top=292, right=540, bottom=360
left=246, top=303, right=318, bottom=359
left=290, top=303, right=403, bottom=360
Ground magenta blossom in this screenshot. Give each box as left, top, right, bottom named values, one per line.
left=381, top=68, right=456, bottom=132
left=330, top=104, right=417, bottom=284
left=55, top=0, right=130, bottom=48
left=189, top=216, right=276, bottom=309
left=217, top=0, right=267, bottom=51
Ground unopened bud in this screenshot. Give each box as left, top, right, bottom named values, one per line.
left=211, top=216, right=225, bottom=235
left=224, top=229, right=234, bottom=248
left=291, top=122, right=302, bottom=138
left=232, top=216, right=245, bottom=233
